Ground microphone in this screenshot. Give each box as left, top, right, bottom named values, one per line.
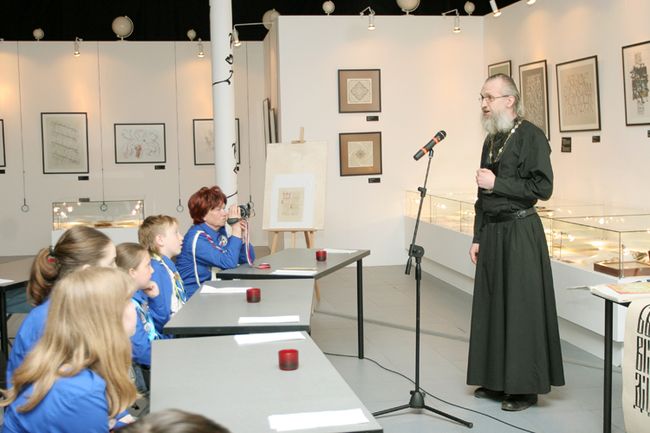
left=413, top=130, right=447, bottom=160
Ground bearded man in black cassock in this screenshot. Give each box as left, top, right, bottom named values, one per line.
left=467, top=74, right=565, bottom=411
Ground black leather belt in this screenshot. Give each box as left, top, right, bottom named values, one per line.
left=485, top=207, right=536, bottom=223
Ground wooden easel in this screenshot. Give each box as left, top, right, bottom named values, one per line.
left=267, top=127, right=320, bottom=301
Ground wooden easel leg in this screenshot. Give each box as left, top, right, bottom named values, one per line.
left=271, top=232, right=279, bottom=254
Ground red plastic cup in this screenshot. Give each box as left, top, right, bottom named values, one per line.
left=278, top=349, right=299, bottom=370
left=316, top=249, right=327, bottom=262
left=246, top=287, right=261, bottom=303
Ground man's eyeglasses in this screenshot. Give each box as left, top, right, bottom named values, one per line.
left=478, top=94, right=511, bottom=103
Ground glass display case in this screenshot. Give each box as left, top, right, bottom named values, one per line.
left=52, top=200, right=144, bottom=230
left=406, top=191, right=650, bottom=278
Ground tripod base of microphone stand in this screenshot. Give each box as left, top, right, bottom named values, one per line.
left=372, top=389, right=473, bottom=428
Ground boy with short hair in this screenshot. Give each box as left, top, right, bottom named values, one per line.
left=138, top=215, right=186, bottom=333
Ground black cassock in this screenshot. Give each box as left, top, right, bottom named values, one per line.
left=467, top=119, right=565, bottom=395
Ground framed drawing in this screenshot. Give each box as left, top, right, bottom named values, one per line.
left=0, top=119, right=5, bottom=167
left=622, top=40, right=650, bottom=125
left=41, top=112, right=88, bottom=174
left=519, top=60, right=550, bottom=139
left=193, top=119, right=214, bottom=165
left=556, top=55, right=601, bottom=132
left=263, top=98, right=271, bottom=145
left=339, top=131, right=382, bottom=176
left=488, top=60, right=511, bottom=77
left=338, top=69, right=381, bottom=113
left=114, top=123, right=166, bottom=164
left=234, top=118, right=240, bottom=164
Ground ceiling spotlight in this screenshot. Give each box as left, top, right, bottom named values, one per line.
left=187, top=29, right=197, bottom=41
left=527, top=0, right=536, bottom=4
left=73, top=37, right=82, bottom=57
left=464, top=2, right=476, bottom=15
left=197, top=38, right=205, bottom=58
left=112, top=16, right=134, bottom=40
left=442, top=9, right=461, bottom=34
left=489, top=0, right=501, bottom=17
left=322, top=1, right=335, bottom=15
left=360, top=7, right=376, bottom=31
left=396, top=0, right=420, bottom=15
left=33, top=28, right=44, bottom=41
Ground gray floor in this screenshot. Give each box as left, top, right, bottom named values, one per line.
left=312, top=265, right=625, bottom=433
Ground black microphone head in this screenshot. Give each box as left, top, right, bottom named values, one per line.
left=435, top=130, right=447, bottom=141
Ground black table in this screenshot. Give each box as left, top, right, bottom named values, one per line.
left=150, top=333, right=383, bottom=433
left=164, top=279, right=314, bottom=336
left=218, top=248, right=370, bottom=358
left=590, top=291, right=630, bottom=433
left=0, top=257, right=33, bottom=360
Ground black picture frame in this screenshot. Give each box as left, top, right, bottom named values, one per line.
left=338, top=69, right=382, bottom=113
left=193, top=118, right=214, bottom=165
left=0, top=119, right=5, bottom=168
left=622, top=40, right=650, bottom=126
left=114, top=123, right=167, bottom=164
left=41, top=112, right=89, bottom=174
left=488, top=60, right=511, bottom=77
left=339, top=131, right=382, bottom=176
left=519, top=59, right=550, bottom=139
left=556, top=55, right=601, bottom=132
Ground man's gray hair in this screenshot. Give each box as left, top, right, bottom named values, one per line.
left=487, top=73, right=524, bottom=117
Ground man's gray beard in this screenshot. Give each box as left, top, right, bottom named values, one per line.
left=481, top=110, right=515, bottom=135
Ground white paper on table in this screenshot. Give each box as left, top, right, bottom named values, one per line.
left=271, top=270, right=316, bottom=276
left=323, top=248, right=357, bottom=254
left=201, top=286, right=251, bottom=294
left=268, top=408, right=369, bottom=432
left=238, top=315, right=300, bottom=324
left=234, top=332, right=305, bottom=346
left=0, top=279, right=15, bottom=285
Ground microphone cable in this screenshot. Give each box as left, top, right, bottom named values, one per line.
left=323, top=351, right=537, bottom=433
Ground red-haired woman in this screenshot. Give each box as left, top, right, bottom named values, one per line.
left=176, top=186, right=255, bottom=298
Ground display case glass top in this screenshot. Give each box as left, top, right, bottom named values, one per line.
left=52, top=200, right=144, bottom=230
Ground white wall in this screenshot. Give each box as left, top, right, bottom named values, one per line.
left=485, top=0, right=650, bottom=206
left=0, top=41, right=266, bottom=255
left=275, top=15, right=486, bottom=265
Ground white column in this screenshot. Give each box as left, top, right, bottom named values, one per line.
left=209, top=0, right=238, bottom=201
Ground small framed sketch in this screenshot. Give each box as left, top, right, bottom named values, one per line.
left=338, top=69, right=381, bottom=113
left=234, top=118, right=241, bottom=164
left=114, top=123, right=166, bottom=164
left=488, top=60, right=511, bottom=77
left=519, top=60, right=550, bottom=139
left=556, top=55, right=601, bottom=132
left=263, top=98, right=271, bottom=144
left=622, top=40, right=650, bottom=125
left=0, top=119, right=5, bottom=167
left=193, top=119, right=214, bottom=165
left=41, top=112, right=89, bottom=174
left=339, top=131, right=382, bottom=176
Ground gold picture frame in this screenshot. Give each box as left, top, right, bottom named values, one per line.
left=339, top=131, right=382, bottom=176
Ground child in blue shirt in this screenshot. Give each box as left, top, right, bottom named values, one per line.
left=1, top=267, right=138, bottom=432
left=7, top=226, right=116, bottom=386
left=138, top=215, right=186, bottom=334
left=116, top=242, right=167, bottom=392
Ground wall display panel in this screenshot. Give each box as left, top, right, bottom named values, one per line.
left=622, top=40, right=650, bottom=126
left=114, top=123, right=166, bottom=164
left=488, top=60, right=511, bottom=77
left=338, top=132, right=382, bottom=176
left=337, top=69, right=381, bottom=113
left=556, top=56, right=601, bottom=132
left=519, top=60, right=550, bottom=139
left=41, top=112, right=89, bottom=174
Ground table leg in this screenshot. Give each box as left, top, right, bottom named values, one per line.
left=603, top=299, right=612, bottom=433
left=356, top=259, right=364, bottom=359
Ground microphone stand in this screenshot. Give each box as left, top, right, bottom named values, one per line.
left=372, top=149, right=473, bottom=429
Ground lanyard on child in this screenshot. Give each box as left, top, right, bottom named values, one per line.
left=132, top=298, right=161, bottom=341
left=152, top=253, right=187, bottom=306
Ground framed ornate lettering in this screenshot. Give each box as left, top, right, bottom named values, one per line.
left=519, top=60, right=550, bottom=139
left=622, top=40, right=650, bottom=126
left=556, top=55, right=601, bottom=132
left=338, top=69, right=381, bottom=113
left=339, top=131, right=382, bottom=176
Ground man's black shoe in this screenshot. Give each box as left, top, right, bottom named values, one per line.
left=501, top=394, right=538, bottom=411
left=473, top=387, right=505, bottom=400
